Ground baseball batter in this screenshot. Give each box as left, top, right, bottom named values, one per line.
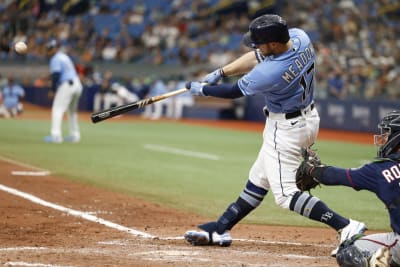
left=43, top=39, right=83, bottom=143
left=297, top=110, right=400, bottom=267
left=184, top=14, right=366, bottom=255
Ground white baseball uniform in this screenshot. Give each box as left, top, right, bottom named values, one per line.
left=238, top=28, right=319, bottom=208
left=184, top=15, right=365, bottom=253
left=48, top=50, right=83, bottom=142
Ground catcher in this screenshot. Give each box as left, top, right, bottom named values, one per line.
left=296, top=110, right=400, bottom=267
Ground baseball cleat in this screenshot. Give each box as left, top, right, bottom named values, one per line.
left=213, top=231, right=233, bottom=246
left=43, top=135, right=62, bottom=144
left=331, top=219, right=367, bottom=257
left=184, top=230, right=232, bottom=247
left=184, top=230, right=209, bottom=246
left=369, top=247, right=391, bottom=267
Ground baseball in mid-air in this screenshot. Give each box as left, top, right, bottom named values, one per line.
left=14, top=41, right=27, bottom=54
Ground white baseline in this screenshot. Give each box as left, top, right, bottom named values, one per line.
left=0, top=155, right=50, bottom=173
left=0, top=184, right=154, bottom=239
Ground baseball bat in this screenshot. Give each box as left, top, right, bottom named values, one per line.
left=91, top=87, right=189, bottom=123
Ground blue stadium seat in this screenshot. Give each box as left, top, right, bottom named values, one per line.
left=145, top=0, right=170, bottom=9
left=127, top=23, right=146, bottom=38
left=91, top=14, right=122, bottom=39
left=225, top=32, right=243, bottom=50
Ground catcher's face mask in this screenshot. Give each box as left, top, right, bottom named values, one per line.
left=374, top=127, right=389, bottom=148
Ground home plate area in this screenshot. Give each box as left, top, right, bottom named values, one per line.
left=0, top=158, right=337, bottom=267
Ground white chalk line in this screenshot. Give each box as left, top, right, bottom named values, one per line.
left=4, top=262, right=73, bottom=267
left=130, top=244, right=330, bottom=260
left=143, top=143, right=220, bottom=160
left=159, top=236, right=333, bottom=248
left=0, top=184, right=154, bottom=239
left=0, top=247, right=47, bottom=251
left=11, top=170, right=50, bottom=176
left=0, top=155, right=50, bottom=173
left=0, top=246, right=328, bottom=263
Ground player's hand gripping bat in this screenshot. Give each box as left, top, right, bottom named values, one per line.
left=91, top=87, right=188, bottom=123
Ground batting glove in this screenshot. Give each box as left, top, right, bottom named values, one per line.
left=202, top=68, right=224, bottom=85
left=185, top=81, right=205, bottom=96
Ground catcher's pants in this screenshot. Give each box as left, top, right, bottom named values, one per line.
left=249, top=104, right=320, bottom=209
left=50, top=78, right=83, bottom=140
left=354, top=232, right=400, bottom=265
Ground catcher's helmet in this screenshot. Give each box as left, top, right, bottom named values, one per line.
left=243, top=14, right=290, bottom=48
left=375, top=110, right=400, bottom=158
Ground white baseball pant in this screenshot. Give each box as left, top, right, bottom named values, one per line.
left=248, top=104, right=320, bottom=209
left=51, top=78, right=83, bottom=140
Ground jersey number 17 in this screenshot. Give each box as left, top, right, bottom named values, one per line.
left=300, top=63, right=315, bottom=102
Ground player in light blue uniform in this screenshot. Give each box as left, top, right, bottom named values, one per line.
left=238, top=28, right=315, bottom=113
left=43, top=39, right=83, bottom=143
left=184, top=14, right=366, bottom=255
left=0, top=76, right=25, bottom=118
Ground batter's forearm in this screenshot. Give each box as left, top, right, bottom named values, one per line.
left=221, top=51, right=258, bottom=77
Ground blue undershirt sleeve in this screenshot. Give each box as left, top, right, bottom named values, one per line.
left=202, top=83, right=244, bottom=99
left=51, top=72, right=61, bottom=92
left=320, top=166, right=352, bottom=187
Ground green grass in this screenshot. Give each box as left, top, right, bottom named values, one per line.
left=0, top=118, right=390, bottom=231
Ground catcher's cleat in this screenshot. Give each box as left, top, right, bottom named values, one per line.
left=331, top=219, right=367, bottom=257
left=369, top=247, right=391, bottom=267
left=184, top=230, right=232, bottom=247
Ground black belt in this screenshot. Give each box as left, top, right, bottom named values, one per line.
left=264, top=103, right=314, bottom=120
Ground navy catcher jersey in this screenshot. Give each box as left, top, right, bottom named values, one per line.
left=347, top=154, right=400, bottom=234
left=237, top=28, right=315, bottom=113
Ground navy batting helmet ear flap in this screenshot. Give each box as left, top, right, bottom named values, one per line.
left=243, top=32, right=256, bottom=48
left=243, top=14, right=290, bottom=48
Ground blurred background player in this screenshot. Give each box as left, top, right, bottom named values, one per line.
left=43, top=39, right=83, bottom=143
left=141, top=78, right=168, bottom=120
left=165, top=75, right=194, bottom=120
left=297, top=110, right=400, bottom=267
left=110, top=81, right=140, bottom=106
left=184, top=14, right=366, bottom=255
left=92, top=71, right=140, bottom=112
left=93, top=71, right=114, bottom=113
left=0, top=75, right=25, bottom=118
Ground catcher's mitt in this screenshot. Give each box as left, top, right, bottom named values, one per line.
left=295, top=147, right=322, bottom=192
